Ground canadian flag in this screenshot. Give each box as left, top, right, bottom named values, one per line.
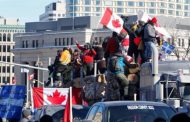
left=100, top=7, right=125, bottom=34
left=32, top=87, right=69, bottom=108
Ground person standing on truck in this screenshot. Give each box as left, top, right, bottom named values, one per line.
left=76, top=41, right=96, bottom=76
left=143, top=17, right=159, bottom=62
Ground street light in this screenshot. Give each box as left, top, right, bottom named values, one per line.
left=35, top=56, right=43, bottom=87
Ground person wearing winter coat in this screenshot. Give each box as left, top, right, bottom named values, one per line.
left=143, top=17, right=158, bottom=62
left=76, top=41, right=96, bottom=76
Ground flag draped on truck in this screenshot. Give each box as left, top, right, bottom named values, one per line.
left=31, top=87, right=69, bottom=108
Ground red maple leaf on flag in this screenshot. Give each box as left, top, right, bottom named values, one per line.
left=47, top=90, right=66, bottom=104
left=112, top=19, right=121, bottom=28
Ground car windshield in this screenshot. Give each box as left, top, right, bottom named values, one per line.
left=107, top=105, right=175, bottom=122
left=51, top=107, right=89, bottom=122
left=183, top=85, right=190, bottom=100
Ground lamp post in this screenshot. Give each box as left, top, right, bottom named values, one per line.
left=35, top=56, right=43, bottom=87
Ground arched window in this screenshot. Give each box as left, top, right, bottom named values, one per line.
left=3, top=33, right=6, bottom=41
left=7, top=33, right=11, bottom=42
left=0, top=34, right=2, bottom=41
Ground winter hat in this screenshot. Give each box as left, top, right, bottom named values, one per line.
left=151, top=17, right=157, bottom=23
left=22, top=109, right=31, bottom=117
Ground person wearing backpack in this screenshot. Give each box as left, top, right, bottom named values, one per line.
left=108, top=52, right=132, bottom=100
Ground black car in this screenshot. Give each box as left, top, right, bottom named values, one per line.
left=82, top=101, right=176, bottom=122
left=33, top=104, right=90, bottom=122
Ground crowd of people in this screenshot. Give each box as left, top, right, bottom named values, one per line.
left=5, top=16, right=189, bottom=122
left=46, top=16, right=163, bottom=104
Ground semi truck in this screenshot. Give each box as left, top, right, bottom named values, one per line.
left=139, top=43, right=190, bottom=112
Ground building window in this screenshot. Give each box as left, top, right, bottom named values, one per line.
left=168, top=10, right=174, bottom=15
left=160, top=3, right=166, bottom=8
left=85, top=0, right=91, bottom=5
left=69, top=6, right=73, bottom=12
left=176, top=4, right=182, bottom=9
left=3, top=56, right=6, bottom=61
left=96, top=7, right=100, bottom=12
left=3, top=33, right=6, bottom=41
left=36, top=40, right=38, bottom=47
left=184, top=12, right=190, bottom=17
left=7, top=33, right=11, bottom=41
left=22, top=41, right=25, bottom=48
left=178, top=39, right=181, bottom=46
left=159, top=9, right=166, bottom=14
left=67, top=38, right=69, bottom=45
left=182, top=39, right=184, bottom=47
left=49, top=13, right=56, bottom=17
left=3, top=45, right=6, bottom=52
left=59, top=38, right=62, bottom=45
left=3, top=67, right=5, bottom=73
left=127, top=1, right=134, bottom=6
left=32, top=40, right=35, bottom=47
left=95, top=0, right=100, bottom=5
left=55, top=38, right=58, bottom=46
left=117, top=8, right=124, bottom=13
left=7, top=56, right=10, bottom=62
left=185, top=0, right=190, bottom=4
left=71, top=38, right=74, bottom=45
left=7, top=45, right=10, bottom=52
left=185, top=5, right=190, bottom=10
left=147, top=2, right=156, bottom=7
left=117, top=1, right=123, bottom=6
left=137, top=2, right=144, bottom=7
left=126, top=8, right=134, bottom=13
left=169, top=4, right=175, bottom=9
left=63, top=38, right=65, bottom=45
left=149, top=9, right=156, bottom=14
left=26, top=41, right=28, bottom=48
left=176, top=11, right=182, bottom=16
left=53, top=3, right=56, bottom=10
left=85, top=7, right=91, bottom=11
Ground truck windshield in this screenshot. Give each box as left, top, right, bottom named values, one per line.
left=107, top=105, right=175, bottom=122
left=183, top=85, right=190, bottom=100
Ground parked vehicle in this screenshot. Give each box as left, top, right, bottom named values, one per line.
left=33, top=104, right=90, bottom=122
left=82, top=101, right=176, bottom=122
left=140, top=60, right=190, bottom=111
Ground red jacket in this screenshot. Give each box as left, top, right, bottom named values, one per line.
left=77, top=44, right=96, bottom=63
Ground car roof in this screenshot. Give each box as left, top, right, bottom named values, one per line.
left=39, top=104, right=89, bottom=110
left=93, top=101, right=171, bottom=107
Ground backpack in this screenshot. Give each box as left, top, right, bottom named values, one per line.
left=108, top=56, right=120, bottom=73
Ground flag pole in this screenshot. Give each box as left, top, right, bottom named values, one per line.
left=30, top=82, right=34, bottom=113
left=70, top=87, right=73, bottom=122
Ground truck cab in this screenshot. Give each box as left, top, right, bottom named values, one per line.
left=140, top=60, right=190, bottom=111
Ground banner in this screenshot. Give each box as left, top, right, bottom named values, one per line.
left=32, top=87, right=69, bottom=108
left=0, top=85, right=26, bottom=120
